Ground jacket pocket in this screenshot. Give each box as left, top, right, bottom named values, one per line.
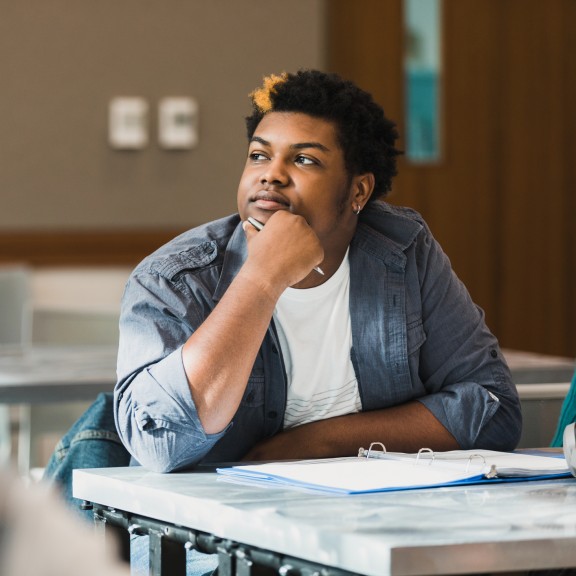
left=407, top=317, right=426, bottom=356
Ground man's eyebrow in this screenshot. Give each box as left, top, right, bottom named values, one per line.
left=249, top=136, right=331, bottom=153
left=292, top=142, right=331, bottom=153
left=249, top=136, right=270, bottom=146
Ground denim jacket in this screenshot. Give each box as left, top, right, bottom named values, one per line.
left=115, top=202, right=522, bottom=472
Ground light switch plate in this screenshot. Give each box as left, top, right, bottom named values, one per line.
left=158, top=97, right=198, bottom=149
left=109, top=97, right=148, bottom=149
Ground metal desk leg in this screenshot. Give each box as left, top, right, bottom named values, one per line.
left=93, top=509, right=131, bottom=564
left=235, top=549, right=255, bottom=576
left=149, top=527, right=187, bottom=576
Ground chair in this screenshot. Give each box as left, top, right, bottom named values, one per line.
left=0, top=264, right=32, bottom=352
left=1, top=265, right=124, bottom=477
left=0, top=265, right=32, bottom=469
left=551, top=369, right=576, bottom=447
left=27, top=306, right=120, bottom=477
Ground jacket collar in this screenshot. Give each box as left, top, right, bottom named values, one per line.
left=352, top=202, right=422, bottom=271
left=212, top=202, right=423, bottom=300
left=213, top=221, right=247, bottom=302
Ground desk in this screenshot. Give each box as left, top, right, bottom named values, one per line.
left=74, top=465, right=576, bottom=576
left=503, top=349, right=575, bottom=447
left=0, top=344, right=117, bottom=403
left=0, top=344, right=117, bottom=473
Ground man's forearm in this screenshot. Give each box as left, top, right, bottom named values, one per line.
left=243, top=401, right=459, bottom=461
left=182, top=267, right=282, bottom=435
left=183, top=212, right=326, bottom=435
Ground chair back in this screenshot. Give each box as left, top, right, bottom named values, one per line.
left=0, top=265, right=32, bottom=353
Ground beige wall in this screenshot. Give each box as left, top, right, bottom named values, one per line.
left=0, top=1, right=326, bottom=230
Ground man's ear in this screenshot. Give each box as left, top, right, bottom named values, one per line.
left=352, top=173, right=375, bottom=209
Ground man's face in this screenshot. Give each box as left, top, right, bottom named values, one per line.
left=237, top=112, right=358, bottom=252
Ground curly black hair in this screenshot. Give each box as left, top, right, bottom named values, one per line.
left=245, top=69, right=401, bottom=201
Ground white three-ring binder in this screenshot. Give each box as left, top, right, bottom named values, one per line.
left=217, top=443, right=572, bottom=494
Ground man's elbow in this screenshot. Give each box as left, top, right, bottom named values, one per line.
left=132, top=452, right=180, bottom=474
left=117, top=418, right=201, bottom=474
left=476, top=401, right=523, bottom=452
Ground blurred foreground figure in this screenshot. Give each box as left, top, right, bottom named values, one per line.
left=0, top=470, right=129, bottom=576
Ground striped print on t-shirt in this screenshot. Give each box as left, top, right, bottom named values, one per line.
left=272, top=249, right=361, bottom=429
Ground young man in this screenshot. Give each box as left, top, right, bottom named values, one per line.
left=114, top=69, right=522, bottom=474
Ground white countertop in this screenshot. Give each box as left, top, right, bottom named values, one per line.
left=74, top=466, right=576, bottom=575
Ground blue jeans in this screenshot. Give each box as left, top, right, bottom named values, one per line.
left=43, top=392, right=218, bottom=576
left=43, top=392, right=131, bottom=520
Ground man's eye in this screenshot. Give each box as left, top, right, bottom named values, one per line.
left=249, top=152, right=268, bottom=161
left=295, top=155, right=316, bottom=165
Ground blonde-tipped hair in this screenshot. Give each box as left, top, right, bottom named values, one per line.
left=249, top=72, right=288, bottom=113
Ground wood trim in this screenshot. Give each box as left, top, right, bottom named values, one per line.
left=0, top=229, right=188, bottom=267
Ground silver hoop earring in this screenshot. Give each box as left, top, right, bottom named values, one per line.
left=354, top=204, right=362, bottom=215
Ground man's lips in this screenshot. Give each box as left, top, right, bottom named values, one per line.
left=250, top=191, right=290, bottom=211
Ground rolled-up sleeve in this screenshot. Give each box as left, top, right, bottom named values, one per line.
left=115, top=346, right=228, bottom=472
left=114, top=250, right=230, bottom=472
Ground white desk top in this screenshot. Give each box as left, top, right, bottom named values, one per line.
left=0, top=345, right=117, bottom=403
left=74, top=466, right=576, bottom=576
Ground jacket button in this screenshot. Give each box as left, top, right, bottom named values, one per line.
left=490, top=349, right=498, bottom=358
left=271, top=346, right=279, bottom=355
left=267, top=411, right=278, bottom=419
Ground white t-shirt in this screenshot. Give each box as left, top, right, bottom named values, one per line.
left=273, top=249, right=361, bottom=429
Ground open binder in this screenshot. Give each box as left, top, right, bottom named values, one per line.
left=216, top=443, right=572, bottom=494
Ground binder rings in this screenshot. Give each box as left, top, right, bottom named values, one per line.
left=216, top=444, right=572, bottom=494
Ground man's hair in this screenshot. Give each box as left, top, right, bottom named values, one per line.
left=245, top=69, right=401, bottom=201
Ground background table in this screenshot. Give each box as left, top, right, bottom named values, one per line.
left=74, top=464, right=576, bottom=576
left=0, top=344, right=117, bottom=402
left=503, top=349, right=576, bottom=447
left=0, top=344, right=117, bottom=474
left=504, top=348, right=575, bottom=385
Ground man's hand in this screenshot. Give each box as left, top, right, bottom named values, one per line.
left=242, top=210, right=324, bottom=293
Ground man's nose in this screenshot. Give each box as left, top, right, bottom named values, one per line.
left=260, top=158, right=289, bottom=185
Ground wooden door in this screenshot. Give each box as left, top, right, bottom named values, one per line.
left=328, top=0, right=576, bottom=357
